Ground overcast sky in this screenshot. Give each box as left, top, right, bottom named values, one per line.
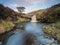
left=0, top=0, right=60, bottom=13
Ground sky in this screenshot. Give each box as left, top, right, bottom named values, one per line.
left=0, top=0, right=60, bottom=13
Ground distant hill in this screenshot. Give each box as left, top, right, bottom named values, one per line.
left=0, top=3, right=60, bottom=23
left=0, top=4, right=30, bottom=22
left=0, top=4, right=19, bottom=22
left=28, top=3, right=60, bottom=23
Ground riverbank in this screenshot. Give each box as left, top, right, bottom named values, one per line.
left=43, top=22, right=60, bottom=44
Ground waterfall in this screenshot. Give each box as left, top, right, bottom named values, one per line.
left=31, top=15, right=37, bottom=22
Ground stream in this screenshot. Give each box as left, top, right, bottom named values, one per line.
left=5, top=22, right=58, bottom=45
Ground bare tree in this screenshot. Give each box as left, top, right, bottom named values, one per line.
left=17, top=7, right=25, bottom=13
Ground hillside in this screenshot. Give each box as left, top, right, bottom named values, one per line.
left=0, top=4, right=29, bottom=22
left=0, top=3, right=60, bottom=34
left=28, top=3, right=60, bottom=23
left=0, top=4, right=19, bottom=22
left=0, top=4, right=30, bottom=34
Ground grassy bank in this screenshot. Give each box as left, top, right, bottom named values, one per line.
left=0, top=21, right=15, bottom=34
left=43, top=21, right=60, bottom=44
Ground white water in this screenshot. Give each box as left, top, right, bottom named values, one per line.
left=31, top=15, right=37, bottom=22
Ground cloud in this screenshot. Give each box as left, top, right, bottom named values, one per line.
left=6, top=0, right=56, bottom=13
left=6, top=0, right=53, bottom=7
left=1, top=0, right=59, bottom=13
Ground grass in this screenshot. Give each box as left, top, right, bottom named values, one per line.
left=55, top=22, right=60, bottom=29
left=0, top=21, right=14, bottom=33
left=43, top=21, right=60, bottom=44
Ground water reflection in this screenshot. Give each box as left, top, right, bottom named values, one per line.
left=25, top=22, right=44, bottom=36
left=6, top=22, right=54, bottom=45
left=25, top=22, right=54, bottom=45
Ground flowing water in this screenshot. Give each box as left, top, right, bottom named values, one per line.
left=31, top=15, right=37, bottom=22
left=4, top=15, right=58, bottom=45
left=5, top=22, right=56, bottom=45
